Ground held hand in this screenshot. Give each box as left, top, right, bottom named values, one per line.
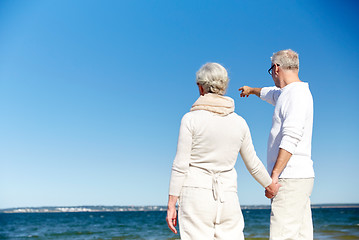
left=238, top=86, right=252, bottom=97
left=166, top=206, right=178, bottom=234
left=265, top=189, right=273, bottom=199
left=271, top=175, right=279, bottom=186
left=265, top=178, right=281, bottom=199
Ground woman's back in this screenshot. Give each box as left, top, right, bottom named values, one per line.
left=179, top=110, right=248, bottom=172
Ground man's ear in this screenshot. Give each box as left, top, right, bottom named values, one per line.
left=274, top=64, right=280, bottom=75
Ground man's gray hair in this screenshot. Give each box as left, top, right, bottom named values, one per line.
left=196, top=62, right=229, bottom=95
left=271, top=49, right=299, bottom=71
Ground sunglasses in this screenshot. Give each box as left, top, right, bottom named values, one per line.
left=268, top=63, right=280, bottom=75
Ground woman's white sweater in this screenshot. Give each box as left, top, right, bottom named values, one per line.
left=169, top=102, right=272, bottom=197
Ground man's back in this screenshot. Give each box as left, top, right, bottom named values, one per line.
left=264, top=82, right=314, bottom=178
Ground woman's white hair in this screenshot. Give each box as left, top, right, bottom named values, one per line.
left=196, top=62, right=229, bottom=95
left=271, top=49, right=299, bottom=71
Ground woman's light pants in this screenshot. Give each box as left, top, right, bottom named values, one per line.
left=178, top=187, right=244, bottom=240
left=270, top=178, right=314, bottom=240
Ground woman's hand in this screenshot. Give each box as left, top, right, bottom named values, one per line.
left=166, top=206, right=177, bottom=234
left=265, top=178, right=281, bottom=199
left=166, top=195, right=179, bottom=234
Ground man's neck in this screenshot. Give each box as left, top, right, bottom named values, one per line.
left=280, top=71, right=301, bottom=88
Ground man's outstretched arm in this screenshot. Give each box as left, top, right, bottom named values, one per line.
left=239, top=86, right=262, bottom=98
left=240, top=85, right=281, bottom=106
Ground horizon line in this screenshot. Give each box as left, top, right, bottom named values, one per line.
left=1, top=203, right=359, bottom=213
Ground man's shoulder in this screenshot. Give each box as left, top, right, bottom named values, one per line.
left=288, top=82, right=311, bottom=93
left=283, top=82, right=312, bottom=99
left=278, top=83, right=313, bottom=115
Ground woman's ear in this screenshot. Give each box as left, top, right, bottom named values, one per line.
left=198, top=84, right=205, bottom=96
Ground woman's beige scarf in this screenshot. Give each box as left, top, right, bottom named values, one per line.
left=190, top=93, right=235, bottom=116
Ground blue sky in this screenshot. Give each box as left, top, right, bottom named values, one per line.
left=0, top=0, right=358, bottom=209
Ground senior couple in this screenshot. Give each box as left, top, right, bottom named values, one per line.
left=166, top=49, right=315, bottom=240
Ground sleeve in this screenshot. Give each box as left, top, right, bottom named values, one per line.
left=260, top=86, right=282, bottom=106
left=168, top=113, right=193, bottom=196
left=279, top=91, right=307, bottom=154
left=239, top=121, right=272, bottom=188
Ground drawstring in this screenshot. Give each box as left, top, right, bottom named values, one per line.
left=212, top=173, right=225, bottom=224
left=212, top=173, right=225, bottom=203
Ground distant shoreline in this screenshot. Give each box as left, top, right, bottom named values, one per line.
left=1, top=204, right=359, bottom=214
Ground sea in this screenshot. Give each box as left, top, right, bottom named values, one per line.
left=0, top=205, right=358, bottom=240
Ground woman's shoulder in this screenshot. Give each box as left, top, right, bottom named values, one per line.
left=229, top=112, right=247, bottom=122
left=180, top=110, right=209, bottom=123
left=183, top=110, right=211, bottom=118
left=182, top=111, right=248, bottom=125
left=185, top=111, right=246, bottom=121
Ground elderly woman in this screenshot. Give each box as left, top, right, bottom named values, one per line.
left=166, top=63, right=280, bottom=239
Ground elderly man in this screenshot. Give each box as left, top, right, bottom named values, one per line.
left=239, top=49, right=315, bottom=240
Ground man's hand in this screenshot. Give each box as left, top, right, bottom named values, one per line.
left=239, top=86, right=262, bottom=97
left=239, top=86, right=252, bottom=97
